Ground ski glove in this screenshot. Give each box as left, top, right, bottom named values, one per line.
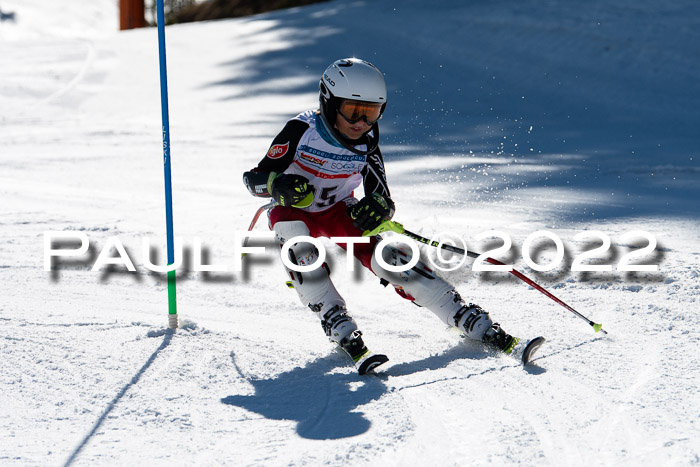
left=347, top=193, right=395, bottom=231
left=268, top=172, right=314, bottom=207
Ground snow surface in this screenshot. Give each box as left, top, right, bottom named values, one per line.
left=1, top=0, right=699, bottom=465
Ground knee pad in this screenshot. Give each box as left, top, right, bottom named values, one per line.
left=273, top=221, right=356, bottom=343
left=371, top=243, right=453, bottom=310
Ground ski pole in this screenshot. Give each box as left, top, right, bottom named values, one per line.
left=242, top=201, right=276, bottom=251
left=242, top=192, right=313, bottom=240
left=240, top=195, right=312, bottom=253
left=365, top=221, right=607, bottom=334
left=246, top=201, right=276, bottom=232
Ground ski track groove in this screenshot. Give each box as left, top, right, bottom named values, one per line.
left=592, top=335, right=661, bottom=464
left=43, top=40, right=96, bottom=104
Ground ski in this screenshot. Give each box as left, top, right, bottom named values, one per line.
left=521, top=336, right=546, bottom=365
left=458, top=325, right=546, bottom=366
left=353, top=351, right=390, bottom=375
left=504, top=336, right=546, bottom=365
left=339, top=330, right=389, bottom=375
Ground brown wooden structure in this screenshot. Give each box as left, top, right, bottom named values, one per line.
left=120, top=0, right=146, bottom=30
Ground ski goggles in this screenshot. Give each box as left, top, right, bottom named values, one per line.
left=338, top=100, right=383, bottom=125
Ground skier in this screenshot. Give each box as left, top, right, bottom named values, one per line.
left=243, top=58, right=542, bottom=374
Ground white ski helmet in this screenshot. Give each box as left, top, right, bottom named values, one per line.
left=318, top=58, right=387, bottom=154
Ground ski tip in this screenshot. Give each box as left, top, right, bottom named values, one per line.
left=357, top=353, right=389, bottom=375
left=522, top=336, right=546, bottom=366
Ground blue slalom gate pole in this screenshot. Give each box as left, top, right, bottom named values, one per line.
left=156, top=0, right=178, bottom=329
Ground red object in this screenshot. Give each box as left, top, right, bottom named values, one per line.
left=269, top=202, right=379, bottom=272
left=267, top=142, right=290, bottom=159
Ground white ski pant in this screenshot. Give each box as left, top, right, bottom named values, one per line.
left=273, top=220, right=491, bottom=342
left=371, top=243, right=493, bottom=340
left=273, top=221, right=357, bottom=343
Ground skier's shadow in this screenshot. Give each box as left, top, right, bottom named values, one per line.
left=221, top=351, right=388, bottom=440
left=221, top=342, right=537, bottom=440
left=382, top=342, right=490, bottom=378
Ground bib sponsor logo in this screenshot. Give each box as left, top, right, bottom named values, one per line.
left=267, top=142, right=289, bottom=159
left=299, top=152, right=326, bottom=166
left=298, top=145, right=365, bottom=162
left=329, top=161, right=360, bottom=171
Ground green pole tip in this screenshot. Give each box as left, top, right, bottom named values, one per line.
left=592, top=322, right=603, bottom=333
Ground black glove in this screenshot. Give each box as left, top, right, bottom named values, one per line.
left=347, top=193, right=395, bottom=231
left=269, top=173, right=313, bottom=207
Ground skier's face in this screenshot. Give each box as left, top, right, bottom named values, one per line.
left=334, top=111, right=371, bottom=140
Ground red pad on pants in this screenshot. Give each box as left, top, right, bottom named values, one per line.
left=269, top=203, right=378, bottom=271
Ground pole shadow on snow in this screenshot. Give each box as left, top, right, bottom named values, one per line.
left=63, top=330, right=175, bottom=467
left=221, top=350, right=387, bottom=440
